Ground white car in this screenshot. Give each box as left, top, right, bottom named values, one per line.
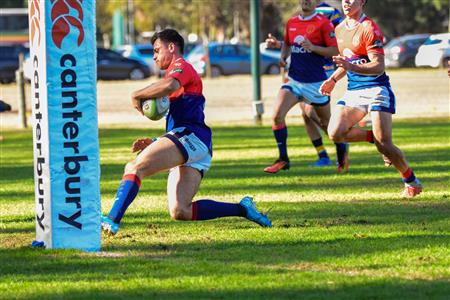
left=415, top=33, right=450, bottom=68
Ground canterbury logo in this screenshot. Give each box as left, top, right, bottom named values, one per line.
left=51, top=0, right=84, bottom=48
left=29, top=0, right=41, bottom=46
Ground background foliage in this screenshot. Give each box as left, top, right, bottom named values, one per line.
left=3, top=0, right=449, bottom=43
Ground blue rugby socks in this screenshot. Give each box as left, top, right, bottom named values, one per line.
left=272, top=123, right=289, bottom=161
left=108, top=174, right=141, bottom=224
left=192, top=199, right=245, bottom=220
left=312, top=137, right=329, bottom=159
left=401, top=168, right=417, bottom=184
left=335, top=142, right=348, bottom=167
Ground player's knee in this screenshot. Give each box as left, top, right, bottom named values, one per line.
left=272, top=114, right=285, bottom=125
left=301, top=110, right=309, bottom=120
left=328, top=128, right=343, bottom=142
left=320, top=118, right=329, bottom=130
left=374, top=139, right=393, bottom=154
left=124, top=161, right=137, bottom=174
left=169, top=205, right=191, bottom=221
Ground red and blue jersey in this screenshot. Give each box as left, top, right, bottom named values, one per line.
left=284, top=12, right=337, bottom=83
left=335, top=15, right=390, bottom=90
left=165, top=58, right=212, bottom=152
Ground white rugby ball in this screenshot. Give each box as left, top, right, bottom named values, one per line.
left=141, top=96, right=170, bottom=121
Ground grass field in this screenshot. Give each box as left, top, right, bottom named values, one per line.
left=1, top=118, right=449, bottom=299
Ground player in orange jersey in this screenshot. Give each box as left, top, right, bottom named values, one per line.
left=319, top=0, right=422, bottom=197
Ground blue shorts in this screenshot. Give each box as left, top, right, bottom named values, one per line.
left=281, top=77, right=330, bottom=106
left=337, top=86, right=396, bottom=114
left=163, top=127, right=212, bottom=174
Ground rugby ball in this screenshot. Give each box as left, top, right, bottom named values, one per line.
left=141, top=96, right=170, bottom=121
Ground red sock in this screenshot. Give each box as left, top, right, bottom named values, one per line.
left=366, top=130, right=374, bottom=143
left=401, top=168, right=416, bottom=183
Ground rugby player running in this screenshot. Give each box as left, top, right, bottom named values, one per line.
left=319, top=0, right=423, bottom=197
left=264, top=0, right=349, bottom=174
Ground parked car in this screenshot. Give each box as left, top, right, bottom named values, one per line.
left=24, top=48, right=151, bottom=81
left=415, top=33, right=450, bottom=68
left=384, top=34, right=430, bottom=68
left=0, top=43, right=28, bottom=83
left=186, top=42, right=281, bottom=77
left=98, top=47, right=151, bottom=80
left=116, top=44, right=155, bottom=75
left=184, top=42, right=200, bottom=57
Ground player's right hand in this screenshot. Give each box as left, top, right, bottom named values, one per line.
left=279, top=58, right=287, bottom=68
left=265, top=33, right=281, bottom=49
left=132, top=138, right=153, bottom=153
left=131, top=95, right=144, bottom=115
left=319, top=79, right=335, bottom=96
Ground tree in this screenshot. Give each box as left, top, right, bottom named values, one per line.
left=94, top=0, right=450, bottom=45
left=365, top=0, right=449, bottom=38
left=0, top=0, right=26, bottom=8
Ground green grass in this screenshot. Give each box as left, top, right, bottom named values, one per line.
left=1, top=118, right=449, bottom=299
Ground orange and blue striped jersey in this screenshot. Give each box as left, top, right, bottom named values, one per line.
left=335, top=15, right=390, bottom=90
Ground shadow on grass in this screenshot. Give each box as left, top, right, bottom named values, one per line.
left=2, top=201, right=449, bottom=265
left=0, top=230, right=449, bottom=299
left=73, top=144, right=450, bottom=196
left=4, top=199, right=448, bottom=235
left=5, top=279, right=449, bottom=300
left=2, top=121, right=449, bottom=198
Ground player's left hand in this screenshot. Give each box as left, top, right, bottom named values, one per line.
left=319, top=78, right=335, bottom=96
left=132, top=138, right=153, bottom=153
left=265, top=33, right=281, bottom=49
left=300, top=39, right=315, bottom=52
left=333, top=55, right=352, bottom=71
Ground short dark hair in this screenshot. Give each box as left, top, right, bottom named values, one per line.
left=151, top=29, right=184, bottom=54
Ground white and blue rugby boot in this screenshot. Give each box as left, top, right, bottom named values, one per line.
left=239, top=196, right=272, bottom=228
left=101, top=215, right=120, bottom=235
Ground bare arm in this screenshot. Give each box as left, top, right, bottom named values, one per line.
left=132, top=77, right=180, bottom=100
left=329, top=66, right=347, bottom=82
left=301, top=39, right=339, bottom=57
left=280, top=41, right=291, bottom=67
left=319, top=67, right=347, bottom=96
left=333, top=52, right=385, bottom=75
left=131, top=77, right=180, bottom=114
